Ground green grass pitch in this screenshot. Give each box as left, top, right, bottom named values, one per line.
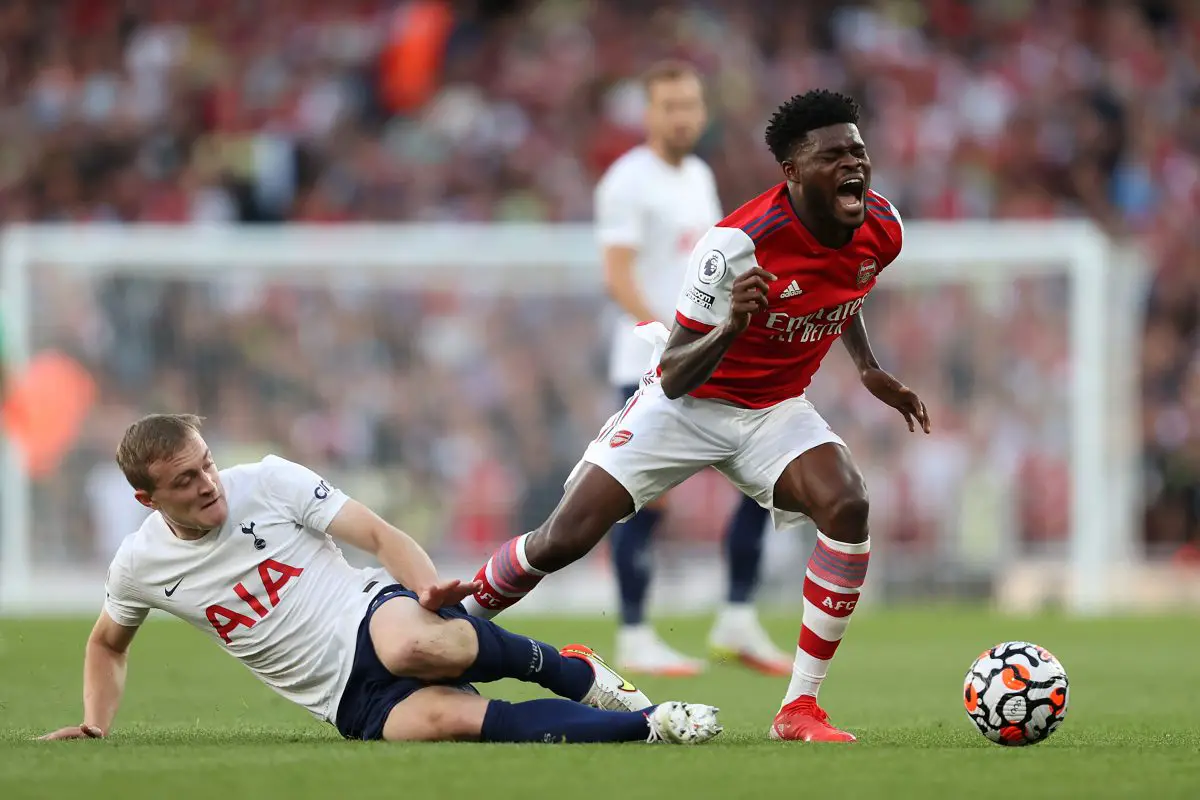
left=2, top=607, right=1199, bottom=799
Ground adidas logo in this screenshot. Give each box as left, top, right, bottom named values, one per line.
left=780, top=279, right=804, bottom=299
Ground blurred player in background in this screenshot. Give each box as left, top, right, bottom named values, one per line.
left=594, top=60, right=789, bottom=678
left=40, top=414, right=721, bottom=745
left=465, top=91, right=929, bottom=742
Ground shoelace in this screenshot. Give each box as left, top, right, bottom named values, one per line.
left=591, top=683, right=625, bottom=709
left=645, top=707, right=676, bottom=743
left=794, top=700, right=831, bottom=724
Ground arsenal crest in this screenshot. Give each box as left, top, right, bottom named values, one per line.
left=609, top=429, right=634, bottom=448
left=856, top=258, right=878, bottom=287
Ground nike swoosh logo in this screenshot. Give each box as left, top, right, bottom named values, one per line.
left=165, top=578, right=183, bottom=597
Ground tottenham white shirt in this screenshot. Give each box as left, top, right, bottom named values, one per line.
left=104, top=455, right=389, bottom=724
left=594, top=145, right=722, bottom=386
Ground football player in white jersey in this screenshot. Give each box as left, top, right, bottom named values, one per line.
left=40, top=414, right=721, bottom=745
left=593, top=60, right=791, bottom=677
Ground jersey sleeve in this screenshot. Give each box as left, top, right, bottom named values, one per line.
left=261, top=455, right=350, bottom=533
left=674, top=226, right=759, bottom=333
left=103, top=542, right=150, bottom=628
left=868, top=192, right=904, bottom=268
left=594, top=160, right=645, bottom=248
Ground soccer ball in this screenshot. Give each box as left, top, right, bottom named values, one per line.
left=963, top=641, right=1069, bottom=746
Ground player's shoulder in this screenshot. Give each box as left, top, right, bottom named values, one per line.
left=256, top=453, right=298, bottom=474
left=863, top=189, right=904, bottom=261
left=693, top=223, right=755, bottom=262
left=689, top=185, right=787, bottom=265
left=217, top=455, right=312, bottom=522
left=597, top=145, right=655, bottom=186
left=232, top=454, right=316, bottom=494
left=107, top=511, right=168, bottom=579
left=252, top=454, right=333, bottom=501
left=717, top=182, right=792, bottom=250
left=214, top=458, right=273, bottom=496
left=681, top=153, right=716, bottom=181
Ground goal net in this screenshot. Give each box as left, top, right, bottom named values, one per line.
left=0, top=222, right=1144, bottom=616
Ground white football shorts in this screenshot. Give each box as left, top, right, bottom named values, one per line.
left=567, top=380, right=845, bottom=530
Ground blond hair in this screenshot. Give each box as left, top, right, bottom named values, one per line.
left=116, top=413, right=205, bottom=492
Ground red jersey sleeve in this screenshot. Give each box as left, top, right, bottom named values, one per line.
left=866, top=190, right=904, bottom=268
left=674, top=226, right=760, bottom=333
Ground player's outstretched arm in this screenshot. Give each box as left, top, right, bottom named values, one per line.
left=40, top=611, right=137, bottom=740
left=660, top=266, right=775, bottom=399
left=842, top=313, right=931, bottom=434
left=326, top=500, right=480, bottom=610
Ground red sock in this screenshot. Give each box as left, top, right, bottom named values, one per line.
left=783, top=533, right=870, bottom=705
left=462, top=533, right=547, bottom=619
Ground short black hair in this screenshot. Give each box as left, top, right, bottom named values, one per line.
left=764, top=90, right=861, bottom=163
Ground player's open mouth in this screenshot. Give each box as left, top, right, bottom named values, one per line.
left=836, top=177, right=865, bottom=214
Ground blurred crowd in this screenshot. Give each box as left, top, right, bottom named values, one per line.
left=2, top=0, right=1198, bottom=566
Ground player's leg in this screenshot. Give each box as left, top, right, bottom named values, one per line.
left=380, top=686, right=722, bottom=745
left=720, top=396, right=864, bottom=742
left=767, top=442, right=868, bottom=742
left=462, top=383, right=731, bottom=619
left=608, top=385, right=705, bottom=677
left=610, top=497, right=665, bottom=632
left=367, top=589, right=648, bottom=711
left=706, top=494, right=792, bottom=676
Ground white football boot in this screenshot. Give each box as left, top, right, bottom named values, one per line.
left=707, top=604, right=792, bottom=676
left=615, top=624, right=706, bottom=677
left=561, top=644, right=653, bottom=711
left=645, top=702, right=723, bottom=744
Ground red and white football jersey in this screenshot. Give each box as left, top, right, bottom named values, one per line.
left=103, top=456, right=388, bottom=723
left=673, top=182, right=904, bottom=408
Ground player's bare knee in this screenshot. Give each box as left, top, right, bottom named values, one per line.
left=441, top=619, right=480, bottom=672
left=383, top=688, right=486, bottom=742
left=820, top=489, right=870, bottom=544
left=408, top=702, right=459, bottom=741
left=375, top=621, right=470, bottom=681
left=373, top=630, right=424, bottom=677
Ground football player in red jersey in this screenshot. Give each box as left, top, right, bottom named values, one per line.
left=462, top=91, right=931, bottom=742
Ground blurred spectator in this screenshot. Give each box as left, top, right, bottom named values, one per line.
left=2, top=0, right=1198, bottom=565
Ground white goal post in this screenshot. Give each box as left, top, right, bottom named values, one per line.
left=0, top=221, right=1145, bottom=616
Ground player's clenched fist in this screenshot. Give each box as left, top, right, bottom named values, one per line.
left=725, top=267, right=777, bottom=333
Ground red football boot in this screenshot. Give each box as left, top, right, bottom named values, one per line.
left=770, top=696, right=857, bottom=742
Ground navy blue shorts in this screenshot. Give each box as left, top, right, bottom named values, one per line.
left=334, top=583, right=479, bottom=741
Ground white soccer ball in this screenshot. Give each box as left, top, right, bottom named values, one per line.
left=963, top=640, right=1069, bottom=746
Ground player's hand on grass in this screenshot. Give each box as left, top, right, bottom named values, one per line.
left=38, top=724, right=104, bottom=741
left=418, top=579, right=484, bottom=611
left=724, top=267, right=777, bottom=333
left=860, top=367, right=931, bottom=434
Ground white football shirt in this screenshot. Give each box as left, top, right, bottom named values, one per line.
left=594, top=145, right=722, bottom=386
left=103, top=455, right=389, bottom=724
